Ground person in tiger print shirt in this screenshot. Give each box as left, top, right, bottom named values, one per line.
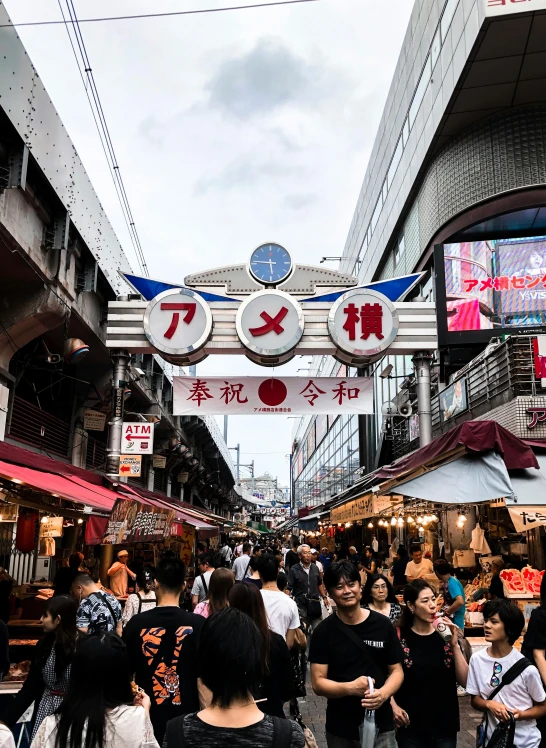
left=123, top=556, right=204, bottom=743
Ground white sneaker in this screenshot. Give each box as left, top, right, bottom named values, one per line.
left=457, top=685, right=467, bottom=697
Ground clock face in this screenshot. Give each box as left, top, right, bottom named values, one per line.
left=249, top=243, right=292, bottom=285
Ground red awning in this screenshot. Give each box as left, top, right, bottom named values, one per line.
left=0, top=460, right=117, bottom=512
left=374, top=420, right=539, bottom=482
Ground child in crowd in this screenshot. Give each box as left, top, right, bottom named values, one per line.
left=467, top=599, right=546, bottom=748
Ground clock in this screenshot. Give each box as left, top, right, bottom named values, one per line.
left=248, top=243, right=292, bottom=285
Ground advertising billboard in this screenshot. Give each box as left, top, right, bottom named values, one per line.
left=439, top=378, right=468, bottom=423
left=435, top=237, right=546, bottom=344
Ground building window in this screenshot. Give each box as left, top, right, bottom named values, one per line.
left=394, top=234, right=405, bottom=266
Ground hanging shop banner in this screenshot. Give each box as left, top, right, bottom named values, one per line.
left=173, top=376, right=374, bottom=415
left=40, top=516, right=64, bottom=538
left=152, top=455, right=167, bottom=469
left=102, top=499, right=175, bottom=544
left=121, top=423, right=154, bottom=454
left=119, top=455, right=142, bottom=477
left=170, top=523, right=195, bottom=565
left=0, top=503, right=18, bottom=522
left=331, top=494, right=393, bottom=524
left=83, top=409, right=107, bottom=431
left=508, top=505, right=546, bottom=533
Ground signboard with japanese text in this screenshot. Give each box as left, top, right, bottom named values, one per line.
left=507, top=505, right=546, bottom=533
left=119, top=455, right=142, bottom=477
left=173, top=376, right=374, bottom=415
left=39, top=516, right=64, bottom=538
left=143, top=288, right=213, bottom=358
left=328, top=288, right=399, bottom=359
left=0, top=503, right=18, bottom=522
left=83, top=409, right=107, bottom=431
left=236, top=290, right=304, bottom=359
left=331, top=493, right=394, bottom=523
left=152, top=454, right=167, bottom=469
left=102, top=499, right=175, bottom=544
left=485, top=0, right=546, bottom=15
left=435, top=238, right=546, bottom=345
left=121, top=423, right=153, bottom=454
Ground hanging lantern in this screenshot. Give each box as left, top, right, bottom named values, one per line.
left=367, top=522, right=373, bottom=528
left=63, top=338, right=89, bottom=364
left=16, top=511, right=39, bottom=554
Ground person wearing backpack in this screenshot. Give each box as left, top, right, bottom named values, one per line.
left=191, top=553, right=216, bottom=608
left=71, top=572, right=122, bottom=636
left=121, top=565, right=157, bottom=628
left=467, top=599, right=546, bottom=748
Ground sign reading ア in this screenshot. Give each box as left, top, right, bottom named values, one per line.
left=173, top=376, right=374, bottom=415
left=103, top=499, right=175, bottom=544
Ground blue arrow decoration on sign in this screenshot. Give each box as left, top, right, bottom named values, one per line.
left=121, top=271, right=423, bottom=303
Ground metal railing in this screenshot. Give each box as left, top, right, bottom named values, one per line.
left=8, top=396, right=70, bottom=458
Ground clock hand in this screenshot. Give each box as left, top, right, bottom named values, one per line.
left=252, top=260, right=277, bottom=265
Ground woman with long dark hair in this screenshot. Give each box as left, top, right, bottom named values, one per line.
left=0, top=595, right=78, bottom=740
left=392, top=580, right=468, bottom=748
left=30, top=633, right=159, bottom=748
left=523, top=573, right=546, bottom=742
left=194, top=568, right=234, bottom=618
left=361, top=573, right=402, bottom=622
left=121, top=566, right=156, bottom=628
left=228, top=582, right=293, bottom=718
left=163, top=608, right=303, bottom=748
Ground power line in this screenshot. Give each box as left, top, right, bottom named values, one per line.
left=56, top=0, right=149, bottom=276
left=1, top=0, right=321, bottom=28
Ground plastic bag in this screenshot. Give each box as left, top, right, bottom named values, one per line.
left=359, top=679, right=377, bottom=747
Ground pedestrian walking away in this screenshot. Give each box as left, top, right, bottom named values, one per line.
left=191, top=553, right=216, bottom=608
left=0, top=595, right=79, bottom=742
left=30, top=632, right=159, bottom=748
left=163, top=607, right=305, bottom=748
left=467, top=599, right=546, bottom=748
left=232, top=542, right=253, bottom=581
left=123, top=556, right=204, bottom=743
left=71, top=572, right=122, bottom=635
left=122, top=566, right=157, bottom=628
left=258, top=554, right=300, bottom=648
left=194, top=567, right=234, bottom=618
left=309, top=560, right=404, bottom=748
left=392, top=580, right=468, bottom=748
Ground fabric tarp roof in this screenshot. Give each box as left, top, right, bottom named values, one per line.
left=506, top=453, right=546, bottom=506
left=392, top=451, right=514, bottom=505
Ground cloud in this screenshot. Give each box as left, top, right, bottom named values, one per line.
left=194, top=156, right=307, bottom=194
left=138, top=115, right=165, bottom=146
left=283, top=193, right=317, bottom=211
left=205, top=37, right=328, bottom=119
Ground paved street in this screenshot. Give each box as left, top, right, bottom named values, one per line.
left=294, top=682, right=479, bottom=747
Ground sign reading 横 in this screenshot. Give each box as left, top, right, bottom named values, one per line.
left=173, top=376, right=374, bottom=415
left=121, top=423, right=153, bottom=454
left=485, top=0, right=546, bottom=15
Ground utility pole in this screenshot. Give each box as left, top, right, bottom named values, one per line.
left=106, top=348, right=130, bottom=481
left=229, top=444, right=240, bottom=484
left=250, top=459, right=255, bottom=494
left=412, top=351, right=434, bottom=447
left=223, top=415, right=228, bottom=443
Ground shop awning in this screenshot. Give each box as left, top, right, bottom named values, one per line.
left=392, top=451, right=514, bottom=505
left=507, top=454, right=546, bottom=506
left=0, top=459, right=116, bottom=512
left=299, top=510, right=329, bottom=530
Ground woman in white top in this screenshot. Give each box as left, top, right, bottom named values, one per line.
left=121, top=567, right=156, bottom=628
left=31, top=633, right=159, bottom=748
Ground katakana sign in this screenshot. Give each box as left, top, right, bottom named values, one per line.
left=236, top=290, right=304, bottom=359
left=507, top=505, right=546, bottom=533
left=173, top=376, right=374, bottom=415
left=143, top=287, right=212, bottom=358
left=328, top=288, right=399, bottom=359
left=485, top=0, right=546, bottom=16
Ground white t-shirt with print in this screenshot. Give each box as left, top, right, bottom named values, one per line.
left=260, top=589, right=300, bottom=640
left=466, top=647, right=546, bottom=748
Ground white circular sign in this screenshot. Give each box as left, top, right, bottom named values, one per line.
left=328, top=288, right=398, bottom=358
left=143, top=288, right=212, bottom=357
left=236, top=290, right=304, bottom=358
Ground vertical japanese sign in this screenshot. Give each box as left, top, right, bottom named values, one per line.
left=173, top=376, right=374, bottom=415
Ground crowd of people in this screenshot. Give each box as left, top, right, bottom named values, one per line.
left=0, top=537, right=545, bottom=748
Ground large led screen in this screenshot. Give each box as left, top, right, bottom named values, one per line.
left=435, top=237, right=546, bottom=345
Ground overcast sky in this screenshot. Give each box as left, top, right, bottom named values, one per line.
left=7, top=0, right=412, bottom=486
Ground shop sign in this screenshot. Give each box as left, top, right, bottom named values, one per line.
left=177, top=471, right=189, bottom=483
left=143, top=288, right=213, bottom=358
left=119, top=455, right=142, bottom=477
left=173, top=376, right=374, bottom=415
left=113, top=387, right=124, bottom=419
left=84, top=409, right=107, bottom=431
left=485, top=0, right=546, bottom=16
left=507, top=505, right=546, bottom=533
left=236, top=290, right=304, bottom=358
left=328, top=288, right=399, bottom=359
left=331, top=495, right=374, bottom=524
left=0, top=503, right=18, bottom=522
left=102, top=499, right=175, bottom=544
left=373, top=495, right=393, bottom=515
left=172, top=523, right=195, bottom=565
left=122, top=423, right=153, bottom=454
left=40, top=516, right=64, bottom=538
left=152, top=455, right=167, bottom=469
left=526, top=407, right=546, bottom=429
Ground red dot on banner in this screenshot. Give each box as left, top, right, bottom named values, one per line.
left=258, top=378, right=287, bottom=406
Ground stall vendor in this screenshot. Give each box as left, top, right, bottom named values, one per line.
left=107, top=550, right=136, bottom=597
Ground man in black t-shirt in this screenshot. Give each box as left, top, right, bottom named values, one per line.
left=123, top=556, right=204, bottom=743
left=284, top=535, right=300, bottom=571
left=309, top=560, right=403, bottom=748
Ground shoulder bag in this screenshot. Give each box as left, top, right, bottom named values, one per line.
left=272, top=716, right=294, bottom=747
left=476, top=657, right=532, bottom=748
left=136, top=592, right=156, bottom=614
left=331, top=614, right=385, bottom=686
left=199, top=573, right=209, bottom=596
